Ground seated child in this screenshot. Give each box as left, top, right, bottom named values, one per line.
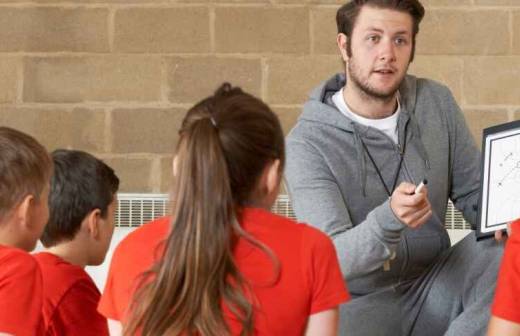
left=487, top=219, right=520, bottom=336
left=99, top=83, right=350, bottom=335
left=34, top=149, right=119, bottom=336
left=0, top=127, right=52, bottom=335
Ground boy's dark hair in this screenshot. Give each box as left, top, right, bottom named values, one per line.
left=0, top=127, right=52, bottom=222
left=40, top=150, right=119, bottom=247
left=337, top=0, right=425, bottom=61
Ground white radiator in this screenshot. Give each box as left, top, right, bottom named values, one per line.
left=115, top=193, right=471, bottom=230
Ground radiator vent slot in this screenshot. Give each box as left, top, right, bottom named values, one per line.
left=115, top=193, right=470, bottom=230
left=116, top=194, right=170, bottom=227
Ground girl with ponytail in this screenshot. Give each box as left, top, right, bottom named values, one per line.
left=98, top=83, right=349, bottom=335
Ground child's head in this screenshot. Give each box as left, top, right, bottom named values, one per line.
left=40, top=149, right=119, bottom=265
left=0, top=127, right=52, bottom=251
left=125, top=83, right=285, bottom=336
left=174, top=82, right=285, bottom=208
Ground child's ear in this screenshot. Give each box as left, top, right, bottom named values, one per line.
left=266, top=159, right=281, bottom=196
left=85, top=209, right=102, bottom=240
left=172, top=155, right=179, bottom=177
left=15, top=194, right=34, bottom=230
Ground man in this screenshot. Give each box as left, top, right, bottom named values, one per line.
left=285, top=1, right=503, bottom=335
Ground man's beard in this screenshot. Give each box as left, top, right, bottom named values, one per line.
left=347, top=57, right=406, bottom=103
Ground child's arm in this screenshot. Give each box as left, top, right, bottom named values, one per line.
left=487, top=316, right=520, bottom=336
left=108, top=319, right=122, bottom=336
left=304, top=309, right=338, bottom=336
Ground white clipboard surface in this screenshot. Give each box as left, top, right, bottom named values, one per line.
left=478, top=120, right=520, bottom=238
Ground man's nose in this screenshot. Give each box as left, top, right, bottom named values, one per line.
left=379, top=39, right=396, bottom=62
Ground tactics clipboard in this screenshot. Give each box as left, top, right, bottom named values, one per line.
left=477, top=120, right=520, bottom=238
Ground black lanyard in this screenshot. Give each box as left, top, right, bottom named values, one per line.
left=359, top=135, right=406, bottom=197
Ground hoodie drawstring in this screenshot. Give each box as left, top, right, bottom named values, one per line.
left=408, top=112, right=431, bottom=169
left=351, top=123, right=368, bottom=197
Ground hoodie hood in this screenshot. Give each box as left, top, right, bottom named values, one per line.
left=297, top=72, right=428, bottom=196
left=300, top=72, right=418, bottom=131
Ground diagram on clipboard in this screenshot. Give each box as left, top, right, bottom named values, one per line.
left=478, top=120, right=520, bottom=238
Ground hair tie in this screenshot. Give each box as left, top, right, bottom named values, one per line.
left=210, top=117, right=218, bottom=128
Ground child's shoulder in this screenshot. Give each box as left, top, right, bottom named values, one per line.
left=242, top=208, right=330, bottom=243
left=111, top=216, right=171, bottom=267
left=117, top=216, right=170, bottom=251
left=0, top=245, right=39, bottom=276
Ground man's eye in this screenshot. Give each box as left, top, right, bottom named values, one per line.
left=368, top=35, right=380, bottom=42
left=395, top=37, right=408, bottom=45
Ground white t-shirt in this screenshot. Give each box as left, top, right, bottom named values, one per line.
left=332, top=88, right=400, bottom=144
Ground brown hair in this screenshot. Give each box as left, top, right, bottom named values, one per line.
left=0, top=127, right=52, bottom=222
left=40, top=149, right=119, bottom=247
left=337, top=0, right=425, bottom=61
left=124, top=83, right=285, bottom=336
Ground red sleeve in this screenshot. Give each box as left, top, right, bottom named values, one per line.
left=48, top=279, right=108, bottom=336
left=0, top=250, right=44, bottom=336
left=303, top=226, right=350, bottom=314
left=492, top=222, right=520, bottom=322
left=98, top=244, right=123, bottom=321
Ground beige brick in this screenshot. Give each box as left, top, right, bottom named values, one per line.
left=215, top=7, right=309, bottom=54
left=160, top=156, right=174, bottom=193
left=464, top=109, right=509, bottom=145
left=102, top=157, right=154, bottom=192
left=167, top=57, right=262, bottom=103
left=0, top=108, right=105, bottom=152
left=215, top=0, right=269, bottom=3
left=475, top=0, right=520, bottom=5
left=312, top=7, right=338, bottom=55
left=422, top=0, right=471, bottom=5
left=408, top=56, right=463, bottom=103
left=513, top=109, right=520, bottom=121
left=114, top=7, right=210, bottom=53
left=512, top=11, right=520, bottom=55
left=70, top=108, right=107, bottom=153
left=267, top=56, right=341, bottom=104
left=111, top=108, right=184, bottom=154
left=464, top=57, right=520, bottom=105
left=0, top=8, right=108, bottom=52
left=0, top=58, right=19, bottom=103
left=23, top=57, right=162, bottom=103
left=417, top=10, right=509, bottom=55
left=273, top=106, right=302, bottom=135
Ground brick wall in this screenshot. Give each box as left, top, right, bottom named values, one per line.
left=0, top=0, right=517, bottom=192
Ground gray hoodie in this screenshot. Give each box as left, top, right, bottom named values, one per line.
left=285, top=73, right=481, bottom=296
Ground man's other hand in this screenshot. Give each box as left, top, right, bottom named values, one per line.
left=495, top=222, right=513, bottom=242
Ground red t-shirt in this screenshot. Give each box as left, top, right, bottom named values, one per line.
left=0, top=245, right=44, bottom=336
left=492, top=219, right=520, bottom=323
left=99, top=208, right=350, bottom=335
left=34, top=252, right=109, bottom=336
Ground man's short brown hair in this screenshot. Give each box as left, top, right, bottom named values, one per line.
left=337, top=0, right=425, bottom=61
left=0, top=127, right=52, bottom=221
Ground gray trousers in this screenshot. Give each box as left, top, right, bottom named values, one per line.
left=340, top=232, right=504, bottom=336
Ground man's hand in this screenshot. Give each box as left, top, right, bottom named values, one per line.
left=390, top=182, right=432, bottom=228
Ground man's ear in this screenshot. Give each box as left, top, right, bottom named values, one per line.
left=266, top=159, right=281, bottom=196
left=84, top=209, right=101, bottom=240
left=337, top=33, right=350, bottom=63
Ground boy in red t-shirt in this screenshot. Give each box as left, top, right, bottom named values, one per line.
left=488, top=220, right=520, bottom=336
left=0, top=127, right=53, bottom=336
left=34, top=150, right=119, bottom=336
